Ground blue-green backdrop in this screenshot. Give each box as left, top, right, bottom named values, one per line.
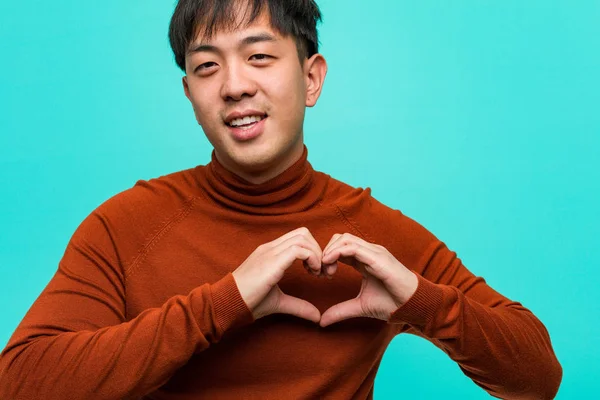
left=1, top=0, right=598, bottom=398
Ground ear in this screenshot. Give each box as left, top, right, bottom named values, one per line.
left=182, top=76, right=191, bottom=101
left=304, top=54, right=328, bottom=107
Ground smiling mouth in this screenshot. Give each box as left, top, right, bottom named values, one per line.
left=225, top=114, right=267, bottom=129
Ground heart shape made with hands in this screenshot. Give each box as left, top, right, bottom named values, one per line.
left=301, top=232, right=419, bottom=328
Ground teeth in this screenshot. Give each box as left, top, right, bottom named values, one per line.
left=229, top=115, right=264, bottom=127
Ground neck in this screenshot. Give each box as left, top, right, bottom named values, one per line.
left=214, top=139, right=305, bottom=185
left=200, top=143, right=328, bottom=215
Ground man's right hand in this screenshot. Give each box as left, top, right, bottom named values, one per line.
left=232, top=227, right=334, bottom=323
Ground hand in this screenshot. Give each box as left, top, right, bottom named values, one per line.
left=319, top=233, right=419, bottom=328
left=232, top=227, right=328, bottom=323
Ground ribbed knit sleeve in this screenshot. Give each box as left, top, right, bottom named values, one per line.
left=336, top=189, right=563, bottom=400
left=0, top=206, right=254, bottom=400
left=389, top=241, right=562, bottom=399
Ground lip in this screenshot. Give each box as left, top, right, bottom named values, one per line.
left=227, top=116, right=267, bottom=142
left=224, top=109, right=267, bottom=125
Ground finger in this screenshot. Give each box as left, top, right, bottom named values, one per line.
left=267, top=227, right=315, bottom=250
left=300, top=227, right=325, bottom=261
left=320, top=234, right=343, bottom=278
left=278, top=243, right=323, bottom=277
left=322, top=233, right=343, bottom=256
left=272, top=233, right=321, bottom=274
left=322, top=234, right=367, bottom=268
left=322, top=262, right=338, bottom=278
left=319, top=264, right=334, bottom=279
left=329, top=243, right=396, bottom=283
left=319, top=298, right=364, bottom=327
left=323, top=233, right=375, bottom=257
left=303, top=259, right=322, bottom=276
left=276, top=227, right=325, bottom=267
left=322, top=242, right=377, bottom=266
left=277, top=292, right=321, bottom=323
left=316, top=258, right=337, bottom=277
left=274, top=236, right=321, bottom=274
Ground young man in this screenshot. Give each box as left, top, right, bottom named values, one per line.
left=0, top=0, right=562, bottom=399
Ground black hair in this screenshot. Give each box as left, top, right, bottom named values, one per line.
left=168, top=0, right=322, bottom=72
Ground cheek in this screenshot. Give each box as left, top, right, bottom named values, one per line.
left=266, top=69, right=306, bottom=113
left=188, top=92, right=218, bottom=125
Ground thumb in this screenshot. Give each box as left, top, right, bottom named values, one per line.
left=319, top=298, right=364, bottom=328
left=276, top=292, right=321, bottom=324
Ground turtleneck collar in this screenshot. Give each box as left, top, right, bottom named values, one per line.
left=198, top=144, right=329, bottom=215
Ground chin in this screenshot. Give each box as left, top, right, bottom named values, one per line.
left=238, top=149, right=279, bottom=170
left=213, top=130, right=301, bottom=170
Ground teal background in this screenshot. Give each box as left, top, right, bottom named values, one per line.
left=1, top=0, right=598, bottom=398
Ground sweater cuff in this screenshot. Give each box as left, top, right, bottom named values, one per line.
left=210, top=272, right=255, bottom=334
left=388, top=272, right=445, bottom=329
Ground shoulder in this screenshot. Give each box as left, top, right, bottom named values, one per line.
left=96, top=167, right=202, bottom=224
left=67, top=167, right=204, bottom=269
left=317, top=171, right=370, bottom=210
left=319, top=172, right=439, bottom=267
left=317, top=172, right=393, bottom=232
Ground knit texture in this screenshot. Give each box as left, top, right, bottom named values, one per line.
left=0, top=145, right=562, bottom=399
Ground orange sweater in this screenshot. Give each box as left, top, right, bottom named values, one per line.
left=0, top=145, right=561, bottom=399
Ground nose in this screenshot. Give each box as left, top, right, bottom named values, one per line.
left=220, top=63, right=257, bottom=102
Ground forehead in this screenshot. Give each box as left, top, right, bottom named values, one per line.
left=190, top=4, right=280, bottom=47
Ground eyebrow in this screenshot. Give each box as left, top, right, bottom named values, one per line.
left=188, top=33, right=277, bottom=54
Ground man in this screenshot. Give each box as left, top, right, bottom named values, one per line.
left=0, top=0, right=562, bottom=399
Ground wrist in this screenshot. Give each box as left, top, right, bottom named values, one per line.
left=394, top=271, right=419, bottom=308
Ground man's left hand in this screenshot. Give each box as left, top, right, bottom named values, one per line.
left=319, top=233, right=419, bottom=328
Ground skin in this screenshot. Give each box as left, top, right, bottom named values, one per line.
left=181, top=8, right=418, bottom=327
left=182, top=10, right=326, bottom=185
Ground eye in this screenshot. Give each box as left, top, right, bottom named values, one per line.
left=249, top=54, right=272, bottom=62
left=195, top=61, right=218, bottom=74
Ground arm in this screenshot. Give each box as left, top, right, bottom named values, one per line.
left=389, top=239, right=562, bottom=399
left=0, top=209, right=254, bottom=400
left=334, top=189, right=562, bottom=399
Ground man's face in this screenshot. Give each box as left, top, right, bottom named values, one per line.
left=182, top=10, right=326, bottom=183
